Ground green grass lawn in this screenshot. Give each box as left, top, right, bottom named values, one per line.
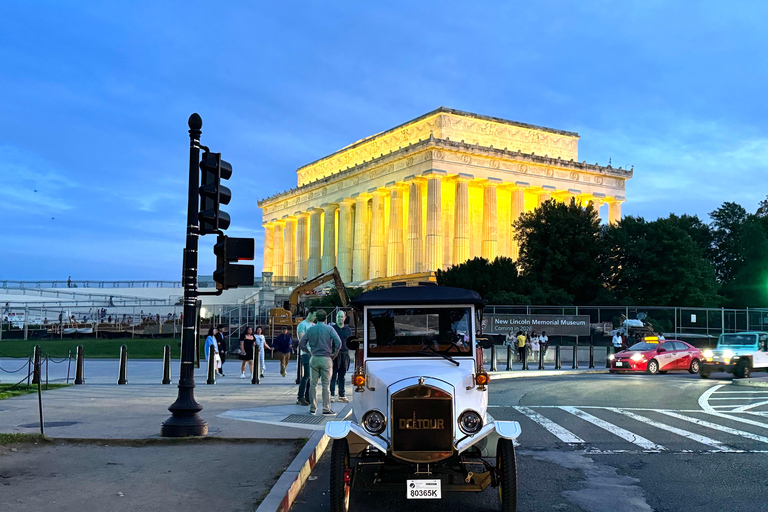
left=0, top=338, right=192, bottom=359
left=0, top=383, right=70, bottom=400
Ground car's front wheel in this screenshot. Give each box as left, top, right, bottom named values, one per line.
left=646, top=359, right=659, bottom=375
left=735, top=362, right=751, bottom=379
left=689, top=359, right=700, bottom=374
left=330, top=439, right=351, bottom=512
left=497, top=438, right=517, bottom=512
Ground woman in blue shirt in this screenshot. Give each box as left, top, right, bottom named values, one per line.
left=204, top=327, right=220, bottom=372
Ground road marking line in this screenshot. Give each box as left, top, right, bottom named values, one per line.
left=559, top=406, right=665, bottom=451
left=513, top=406, right=584, bottom=444
left=711, top=391, right=768, bottom=394
left=701, top=411, right=768, bottom=430
left=708, top=397, right=768, bottom=400
left=732, top=400, right=768, bottom=412
left=657, top=410, right=768, bottom=444
left=609, top=408, right=737, bottom=452
left=698, top=384, right=725, bottom=413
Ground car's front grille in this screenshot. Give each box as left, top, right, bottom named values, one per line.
left=391, top=385, right=453, bottom=462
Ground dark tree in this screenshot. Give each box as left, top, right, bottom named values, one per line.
left=435, top=257, right=528, bottom=304
left=514, top=199, right=604, bottom=305
left=719, top=215, right=768, bottom=308
left=710, top=202, right=748, bottom=283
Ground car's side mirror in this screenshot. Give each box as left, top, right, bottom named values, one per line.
left=346, top=337, right=360, bottom=351
left=657, top=347, right=666, bottom=353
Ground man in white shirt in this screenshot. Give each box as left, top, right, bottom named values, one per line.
left=612, top=332, right=623, bottom=350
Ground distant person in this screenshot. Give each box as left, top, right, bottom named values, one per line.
left=296, top=312, right=316, bottom=406
left=299, top=309, right=341, bottom=415
left=529, top=331, right=540, bottom=361
left=239, top=326, right=255, bottom=378
left=67, top=276, right=71, bottom=288
left=330, top=311, right=352, bottom=403
left=540, top=331, right=549, bottom=356
left=516, top=331, right=526, bottom=362
left=204, top=327, right=220, bottom=375
left=253, top=326, right=272, bottom=378
left=215, top=324, right=228, bottom=377
left=612, top=332, right=623, bottom=351
left=273, top=326, right=293, bottom=377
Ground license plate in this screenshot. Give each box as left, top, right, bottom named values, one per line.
left=407, top=479, right=441, bottom=499
left=615, top=362, right=623, bottom=367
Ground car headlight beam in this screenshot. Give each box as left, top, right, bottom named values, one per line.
left=362, top=410, right=386, bottom=435
left=630, top=353, right=643, bottom=361
left=723, top=350, right=734, bottom=359
left=458, top=410, right=483, bottom=435
left=703, top=349, right=713, bottom=358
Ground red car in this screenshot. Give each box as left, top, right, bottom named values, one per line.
left=609, top=339, right=702, bottom=374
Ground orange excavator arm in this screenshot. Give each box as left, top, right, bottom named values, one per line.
left=287, top=267, right=349, bottom=315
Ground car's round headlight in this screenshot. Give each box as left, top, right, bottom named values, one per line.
left=362, top=410, right=386, bottom=435
left=631, top=353, right=643, bottom=361
left=723, top=350, right=734, bottom=359
left=703, top=349, right=713, bottom=358
left=459, top=410, right=483, bottom=435
left=609, top=354, right=615, bottom=360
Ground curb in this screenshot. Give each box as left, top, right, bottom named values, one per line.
left=256, top=429, right=329, bottom=512
left=255, top=403, right=352, bottom=512
left=489, top=369, right=610, bottom=380
left=732, top=378, right=768, bottom=389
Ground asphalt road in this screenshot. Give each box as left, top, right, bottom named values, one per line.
left=290, top=372, right=768, bottom=512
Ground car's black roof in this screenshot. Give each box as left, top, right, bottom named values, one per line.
left=352, top=286, right=486, bottom=307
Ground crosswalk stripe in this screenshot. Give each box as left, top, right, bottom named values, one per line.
left=732, top=400, right=768, bottom=412
left=609, top=408, right=737, bottom=452
left=513, top=406, right=584, bottom=444
left=559, top=406, right=665, bottom=451
left=701, top=411, right=768, bottom=430
left=657, top=410, right=768, bottom=444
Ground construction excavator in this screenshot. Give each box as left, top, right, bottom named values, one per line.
left=268, top=267, right=350, bottom=338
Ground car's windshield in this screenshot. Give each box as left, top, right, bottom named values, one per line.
left=366, top=307, right=472, bottom=357
left=720, top=334, right=757, bottom=346
left=628, top=342, right=659, bottom=352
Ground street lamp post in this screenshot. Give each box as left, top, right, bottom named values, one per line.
left=161, top=113, right=208, bottom=437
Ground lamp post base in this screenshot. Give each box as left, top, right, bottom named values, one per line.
left=160, top=413, right=208, bottom=437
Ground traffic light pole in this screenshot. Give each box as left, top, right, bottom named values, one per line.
left=161, top=113, right=208, bottom=437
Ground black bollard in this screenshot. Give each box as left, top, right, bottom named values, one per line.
left=206, top=350, right=216, bottom=385
left=162, top=345, right=172, bottom=384
left=251, top=342, right=260, bottom=385
left=589, top=345, right=595, bottom=369
left=506, top=344, right=513, bottom=371
left=117, top=345, right=128, bottom=385
left=572, top=345, right=579, bottom=369
left=555, top=345, right=562, bottom=369
left=32, top=346, right=41, bottom=385
left=605, top=346, right=613, bottom=368
left=74, top=345, right=85, bottom=385
left=295, top=348, right=302, bottom=385
left=490, top=345, right=498, bottom=372
left=522, top=348, right=529, bottom=370
left=538, top=346, right=545, bottom=370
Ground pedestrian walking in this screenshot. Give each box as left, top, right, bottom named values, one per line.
left=273, top=326, right=293, bottom=377
left=204, top=327, right=221, bottom=373
left=540, top=331, right=549, bottom=357
left=330, top=311, right=352, bottom=403
left=295, top=312, right=316, bottom=406
left=516, top=331, right=526, bottom=362
left=253, top=326, right=272, bottom=377
left=239, top=326, right=256, bottom=378
left=529, top=331, right=540, bottom=361
left=612, top=332, right=623, bottom=351
left=215, top=324, right=228, bottom=376
left=298, top=309, right=341, bottom=416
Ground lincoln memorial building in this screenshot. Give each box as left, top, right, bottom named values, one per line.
left=258, top=107, right=631, bottom=286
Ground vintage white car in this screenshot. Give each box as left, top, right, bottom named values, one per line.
left=325, top=286, right=521, bottom=511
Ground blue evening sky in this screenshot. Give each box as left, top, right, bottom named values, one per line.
left=2, top=1, right=766, bottom=280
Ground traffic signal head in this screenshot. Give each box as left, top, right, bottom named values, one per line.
left=199, top=152, right=232, bottom=235
left=213, top=235, right=255, bottom=290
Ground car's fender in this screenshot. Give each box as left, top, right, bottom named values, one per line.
left=324, top=420, right=387, bottom=455
left=456, top=420, right=521, bottom=456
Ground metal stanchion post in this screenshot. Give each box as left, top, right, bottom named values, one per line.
left=555, top=345, right=561, bottom=370
left=162, top=345, right=172, bottom=384
left=66, top=350, right=72, bottom=384
left=117, top=345, right=128, bottom=385
left=522, top=348, right=529, bottom=370
left=538, top=346, right=544, bottom=370
left=74, top=345, right=85, bottom=385
left=206, top=351, right=216, bottom=385
left=606, top=346, right=613, bottom=368
left=506, top=344, right=513, bottom=371
left=45, top=355, right=48, bottom=390
left=589, top=345, right=595, bottom=369
left=36, top=356, right=44, bottom=436
left=32, top=346, right=41, bottom=385
left=295, top=348, right=302, bottom=385
left=572, top=345, right=578, bottom=369
left=490, top=345, right=497, bottom=372
left=26, top=356, right=32, bottom=390
left=251, top=343, right=260, bottom=384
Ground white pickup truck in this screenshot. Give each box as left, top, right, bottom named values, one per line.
left=700, top=331, right=768, bottom=379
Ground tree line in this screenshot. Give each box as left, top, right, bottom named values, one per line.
left=436, top=197, right=768, bottom=308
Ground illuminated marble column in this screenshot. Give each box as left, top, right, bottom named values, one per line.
left=337, top=200, right=354, bottom=282
left=308, top=208, right=322, bottom=277
left=295, top=212, right=309, bottom=281
left=369, top=189, right=388, bottom=279
left=321, top=203, right=338, bottom=272
left=283, top=217, right=296, bottom=278
left=481, top=179, right=499, bottom=261
left=387, top=184, right=405, bottom=277
left=425, top=174, right=443, bottom=272
left=510, top=187, right=526, bottom=261
left=262, top=222, right=274, bottom=273
left=591, top=199, right=603, bottom=222
left=496, top=185, right=511, bottom=260
left=608, top=199, right=623, bottom=226
left=453, top=176, right=471, bottom=265
left=352, top=193, right=370, bottom=282
left=407, top=179, right=424, bottom=274
left=272, top=219, right=284, bottom=277
left=538, top=191, right=551, bottom=206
